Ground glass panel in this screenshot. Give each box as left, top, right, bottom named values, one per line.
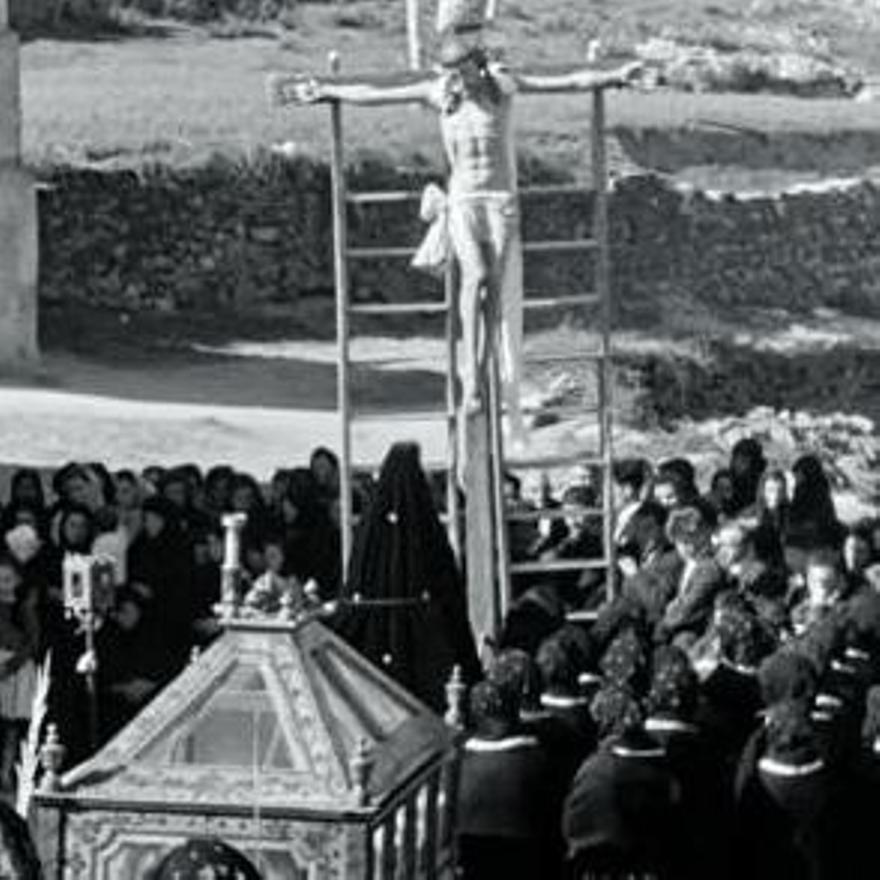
left=139, top=661, right=303, bottom=771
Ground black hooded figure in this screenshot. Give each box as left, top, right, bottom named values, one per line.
left=335, top=443, right=480, bottom=712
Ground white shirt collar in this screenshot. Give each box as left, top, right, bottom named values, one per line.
left=465, top=735, right=540, bottom=753
left=759, top=756, right=825, bottom=777
left=540, top=693, right=590, bottom=709
left=645, top=717, right=699, bottom=735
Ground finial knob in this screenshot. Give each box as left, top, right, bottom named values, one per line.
left=444, top=665, right=466, bottom=731
left=39, top=724, right=66, bottom=792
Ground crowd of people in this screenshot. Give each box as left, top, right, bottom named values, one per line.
left=0, top=448, right=349, bottom=776
left=0, top=435, right=878, bottom=880
left=454, top=438, right=880, bottom=880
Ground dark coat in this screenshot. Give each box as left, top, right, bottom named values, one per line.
left=563, top=735, right=684, bottom=876
left=658, top=558, right=726, bottom=642
left=733, top=750, right=855, bottom=880
left=457, top=733, right=564, bottom=880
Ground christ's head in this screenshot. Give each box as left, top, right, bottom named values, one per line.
left=438, top=29, right=490, bottom=89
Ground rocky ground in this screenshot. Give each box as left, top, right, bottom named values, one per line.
left=0, top=305, right=875, bottom=520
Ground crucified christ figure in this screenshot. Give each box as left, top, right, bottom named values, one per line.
left=270, top=32, right=641, bottom=434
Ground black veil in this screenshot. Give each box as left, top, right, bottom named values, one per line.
left=335, top=442, right=480, bottom=711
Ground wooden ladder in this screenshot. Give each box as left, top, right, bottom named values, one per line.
left=326, top=83, right=618, bottom=637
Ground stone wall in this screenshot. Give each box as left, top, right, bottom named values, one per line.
left=0, top=27, right=38, bottom=364
left=35, top=152, right=880, bottom=321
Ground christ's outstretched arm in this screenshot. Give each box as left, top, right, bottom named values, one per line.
left=513, top=60, right=643, bottom=94
left=270, top=73, right=437, bottom=108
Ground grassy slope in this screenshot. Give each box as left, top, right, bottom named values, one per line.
left=20, top=0, right=880, bottom=172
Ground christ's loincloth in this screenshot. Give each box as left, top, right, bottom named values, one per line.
left=414, top=187, right=524, bottom=431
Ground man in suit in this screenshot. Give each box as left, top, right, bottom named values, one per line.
left=619, top=501, right=683, bottom=629
left=657, top=506, right=726, bottom=646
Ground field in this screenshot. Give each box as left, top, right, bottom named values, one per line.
left=19, top=0, right=880, bottom=173
left=4, top=1, right=880, bottom=508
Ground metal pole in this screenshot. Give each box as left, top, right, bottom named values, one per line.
left=0, top=0, right=8, bottom=30
left=406, top=0, right=422, bottom=71
left=84, top=614, right=99, bottom=751
left=329, top=52, right=354, bottom=577
left=445, top=263, right=462, bottom=562
left=591, top=87, right=617, bottom=601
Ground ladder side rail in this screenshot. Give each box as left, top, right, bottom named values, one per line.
left=444, top=263, right=463, bottom=562
left=591, top=87, right=618, bottom=602
left=488, top=330, right=512, bottom=633
left=329, top=59, right=355, bottom=578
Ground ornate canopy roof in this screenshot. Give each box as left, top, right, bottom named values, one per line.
left=60, top=620, right=453, bottom=813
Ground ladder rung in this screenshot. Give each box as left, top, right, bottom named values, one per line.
left=348, top=301, right=448, bottom=316
left=349, top=240, right=594, bottom=259
left=348, top=245, right=417, bottom=260
left=524, top=403, right=599, bottom=422
left=506, top=505, right=603, bottom=523
left=524, top=350, right=606, bottom=366
left=352, top=407, right=452, bottom=423
left=505, top=453, right=604, bottom=470
left=348, top=184, right=589, bottom=204
left=520, top=184, right=590, bottom=197
left=347, top=190, right=420, bottom=205
left=523, top=293, right=600, bottom=311
left=510, top=557, right=609, bottom=575
left=523, top=238, right=596, bottom=254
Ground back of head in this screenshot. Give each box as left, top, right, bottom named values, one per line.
left=536, top=635, right=579, bottom=696
left=590, top=685, right=644, bottom=741
left=648, top=646, right=698, bottom=720
left=487, top=648, right=542, bottom=712
left=763, top=701, right=821, bottom=768
left=469, top=679, right=519, bottom=737
left=759, top=649, right=819, bottom=710
left=600, top=627, right=650, bottom=694
left=717, top=608, right=772, bottom=670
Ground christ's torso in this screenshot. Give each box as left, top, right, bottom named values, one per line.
left=438, top=78, right=518, bottom=196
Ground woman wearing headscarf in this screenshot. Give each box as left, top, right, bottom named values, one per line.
left=563, top=685, right=685, bottom=878
left=788, top=455, right=844, bottom=552
left=335, top=442, right=479, bottom=711
left=728, top=437, right=767, bottom=517
left=733, top=701, right=855, bottom=880
left=126, top=497, right=194, bottom=683
left=278, top=468, right=340, bottom=597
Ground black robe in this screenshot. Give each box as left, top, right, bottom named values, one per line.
left=334, top=443, right=480, bottom=711
left=563, top=734, right=685, bottom=877
left=457, top=732, right=563, bottom=880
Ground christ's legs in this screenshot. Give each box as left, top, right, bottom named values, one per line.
left=486, top=198, right=525, bottom=439
left=449, top=202, right=492, bottom=413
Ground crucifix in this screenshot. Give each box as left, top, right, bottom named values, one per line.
left=269, top=4, right=640, bottom=651
left=271, top=36, right=639, bottom=431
